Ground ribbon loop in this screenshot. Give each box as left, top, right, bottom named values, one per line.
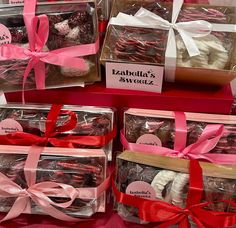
left=18, top=189, right=30, bottom=198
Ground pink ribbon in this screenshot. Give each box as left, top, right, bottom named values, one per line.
left=121, top=112, right=236, bottom=164
left=0, top=146, right=110, bottom=222
left=0, top=0, right=99, bottom=102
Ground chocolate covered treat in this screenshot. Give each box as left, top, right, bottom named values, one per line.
left=115, top=151, right=236, bottom=225
left=101, top=0, right=236, bottom=86
left=0, top=146, right=107, bottom=218
left=124, top=109, right=236, bottom=155
left=0, top=1, right=100, bottom=92
left=0, top=104, right=115, bottom=160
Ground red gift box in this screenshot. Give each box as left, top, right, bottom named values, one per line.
left=6, top=82, right=234, bottom=115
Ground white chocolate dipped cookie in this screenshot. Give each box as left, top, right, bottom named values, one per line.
left=60, top=60, right=93, bottom=77
left=176, top=34, right=229, bottom=70
left=54, top=20, right=70, bottom=36
left=170, top=173, right=189, bottom=208
left=151, top=170, right=177, bottom=203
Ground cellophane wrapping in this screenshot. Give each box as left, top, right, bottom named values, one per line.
left=0, top=0, right=100, bottom=92
left=101, top=0, right=236, bottom=85
left=0, top=104, right=115, bottom=160
left=0, top=145, right=107, bottom=217
left=124, top=109, right=236, bottom=154
left=115, top=153, right=236, bottom=224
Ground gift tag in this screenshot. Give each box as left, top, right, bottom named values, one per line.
left=9, top=0, right=24, bottom=4
left=106, top=62, right=163, bottom=93
left=136, top=134, right=162, bottom=146
left=0, top=119, right=23, bottom=135
left=0, top=24, right=11, bottom=45
left=126, top=181, right=156, bottom=200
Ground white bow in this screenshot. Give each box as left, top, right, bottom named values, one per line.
left=109, top=0, right=213, bottom=82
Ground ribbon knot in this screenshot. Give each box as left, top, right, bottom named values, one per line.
left=18, top=189, right=31, bottom=198
left=182, top=208, right=190, bottom=215
left=24, top=49, right=49, bottom=59
left=169, top=22, right=178, bottom=30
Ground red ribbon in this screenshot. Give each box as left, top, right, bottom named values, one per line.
left=99, top=20, right=109, bottom=34
left=0, top=104, right=116, bottom=148
left=113, top=160, right=236, bottom=227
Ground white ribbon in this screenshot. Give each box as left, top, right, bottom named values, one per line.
left=109, top=0, right=213, bottom=82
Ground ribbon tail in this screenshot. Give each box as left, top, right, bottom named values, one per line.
left=0, top=197, right=29, bottom=223
left=34, top=61, right=46, bottom=90
left=178, top=29, right=200, bottom=57
left=165, top=28, right=177, bottom=82
left=22, top=58, right=36, bottom=103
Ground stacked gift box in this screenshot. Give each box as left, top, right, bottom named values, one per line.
left=0, top=0, right=234, bottom=227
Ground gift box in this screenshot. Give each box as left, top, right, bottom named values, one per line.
left=0, top=104, right=115, bottom=160
left=114, top=150, right=236, bottom=226
left=0, top=0, right=100, bottom=92
left=0, top=145, right=107, bottom=220
left=100, top=0, right=236, bottom=92
left=0, top=0, right=111, bottom=39
left=122, top=109, right=236, bottom=162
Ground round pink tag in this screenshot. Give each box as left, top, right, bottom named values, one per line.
left=0, top=119, right=23, bottom=135
left=136, top=134, right=162, bottom=146
left=126, top=181, right=156, bottom=200
left=0, top=24, right=12, bottom=45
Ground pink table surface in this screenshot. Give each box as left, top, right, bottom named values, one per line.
left=0, top=203, right=153, bottom=228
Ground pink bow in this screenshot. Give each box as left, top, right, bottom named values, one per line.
left=0, top=0, right=99, bottom=101
left=0, top=145, right=110, bottom=222
left=0, top=172, right=80, bottom=223
left=121, top=112, right=236, bottom=164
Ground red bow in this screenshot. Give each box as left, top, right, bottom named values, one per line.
left=113, top=160, right=236, bottom=227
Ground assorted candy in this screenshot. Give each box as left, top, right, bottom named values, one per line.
left=0, top=146, right=107, bottom=217
left=100, top=0, right=236, bottom=86
left=0, top=1, right=100, bottom=91
left=0, top=104, right=115, bottom=160
left=124, top=109, right=236, bottom=154
left=102, top=1, right=234, bottom=70
left=0, top=0, right=234, bottom=225
left=115, top=151, right=236, bottom=224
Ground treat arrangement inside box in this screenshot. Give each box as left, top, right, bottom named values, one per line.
left=0, top=0, right=100, bottom=92
left=0, top=145, right=107, bottom=218
left=0, top=104, right=115, bottom=160
left=0, top=0, right=234, bottom=226
left=115, top=151, right=236, bottom=225
left=101, top=0, right=236, bottom=86
left=124, top=109, right=236, bottom=154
